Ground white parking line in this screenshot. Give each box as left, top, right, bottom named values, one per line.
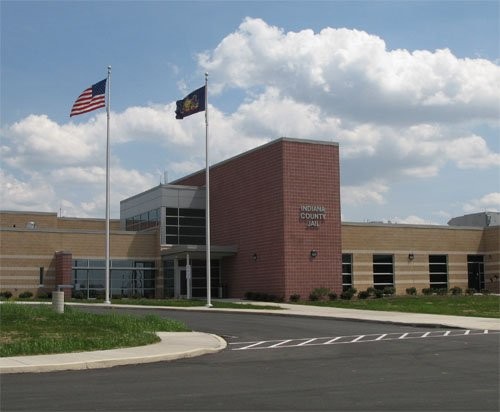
left=269, top=339, right=292, bottom=348
left=297, top=338, right=318, bottom=346
left=229, top=329, right=499, bottom=351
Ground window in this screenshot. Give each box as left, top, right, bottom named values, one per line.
left=373, top=254, right=394, bottom=289
left=72, top=259, right=156, bottom=299
left=125, top=208, right=160, bottom=231
left=342, top=254, right=353, bottom=291
left=429, top=255, right=448, bottom=290
left=165, top=208, right=206, bottom=245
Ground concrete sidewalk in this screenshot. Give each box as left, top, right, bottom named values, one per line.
left=1, top=301, right=498, bottom=374
left=0, top=332, right=226, bottom=374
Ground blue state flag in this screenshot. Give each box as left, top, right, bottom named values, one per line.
left=175, top=86, right=206, bottom=119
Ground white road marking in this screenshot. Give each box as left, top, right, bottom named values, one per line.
left=229, top=329, right=499, bottom=351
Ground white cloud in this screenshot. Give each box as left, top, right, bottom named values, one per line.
left=341, top=180, right=389, bottom=206
left=0, top=170, right=56, bottom=212
left=463, top=192, right=500, bottom=213
left=387, top=215, right=439, bottom=225
left=444, top=135, right=500, bottom=169
left=1, top=18, right=499, bottom=221
left=199, top=18, right=500, bottom=124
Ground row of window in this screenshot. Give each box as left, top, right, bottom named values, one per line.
left=125, top=208, right=160, bottom=231
left=165, top=207, right=206, bottom=245
left=342, top=254, right=485, bottom=291
left=71, top=259, right=156, bottom=298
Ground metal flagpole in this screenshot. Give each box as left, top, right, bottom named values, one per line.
left=104, top=66, right=111, bottom=305
left=205, top=72, right=212, bottom=308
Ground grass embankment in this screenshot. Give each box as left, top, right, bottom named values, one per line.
left=110, top=298, right=281, bottom=310
left=0, top=304, right=189, bottom=358
left=300, top=295, right=500, bottom=318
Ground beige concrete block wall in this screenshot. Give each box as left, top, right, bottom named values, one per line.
left=1, top=226, right=159, bottom=297
left=342, top=223, right=491, bottom=294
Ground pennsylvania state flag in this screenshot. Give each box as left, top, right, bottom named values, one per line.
left=175, top=86, right=206, bottom=119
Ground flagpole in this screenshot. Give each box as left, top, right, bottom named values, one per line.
left=104, top=66, right=111, bottom=305
left=205, top=72, right=212, bottom=308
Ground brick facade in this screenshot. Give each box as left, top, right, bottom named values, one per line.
left=0, top=138, right=498, bottom=299
left=175, top=138, right=342, bottom=299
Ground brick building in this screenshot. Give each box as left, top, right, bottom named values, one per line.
left=1, top=138, right=499, bottom=299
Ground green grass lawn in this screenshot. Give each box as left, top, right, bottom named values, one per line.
left=0, top=304, right=189, bottom=357
left=300, top=295, right=500, bottom=318
left=109, top=298, right=282, bottom=310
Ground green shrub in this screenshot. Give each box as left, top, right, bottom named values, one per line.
left=422, top=288, right=432, bottom=296
left=18, top=291, right=33, bottom=299
left=289, top=294, right=301, bottom=302
left=436, top=288, right=448, bottom=296
left=340, top=287, right=357, bottom=300
left=373, top=288, right=384, bottom=298
left=36, top=290, right=52, bottom=299
left=328, top=292, right=337, bottom=301
left=383, top=286, right=395, bottom=296
left=465, top=288, right=476, bottom=295
left=0, top=291, right=13, bottom=299
left=72, top=291, right=85, bottom=299
left=405, top=287, right=417, bottom=296
left=309, top=287, right=331, bottom=301
left=358, top=290, right=370, bottom=299
left=366, top=287, right=377, bottom=296
left=449, top=287, right=462, bottom=296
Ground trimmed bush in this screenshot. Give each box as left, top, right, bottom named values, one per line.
left=436, top=288, right=448, bottom=296
left=358, top=290, right=370, bottom=299
left=289, top=294, right=301, bottom=302
left=373, top=288, right=384, bottom=298
left=340, top=287, right=357, bottom=300
left=0, top=291, right=13, bottom=299
left=405, top=287, right=417, bottom=296
left=465, top=288, right=476, bottom=295
left=328, top=292, right=338, bottom=301
left=36, top=290, right=52, bottom=299
left=309, top=287, right=331, bottom=301
left=449, top=287, right=462, bottom=296
left=18, top=291, right=33, bottom=299
left=383, top=286, right=395, bottom=296
left=422, top=288, right=432, bottom=296
left=366, top=287, right=377, bottom=296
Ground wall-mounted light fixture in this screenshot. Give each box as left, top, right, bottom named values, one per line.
left=252, top=253, right=258, bottom=261
left=310, top=250, right=318, bottom=258
left=408, top=253, right=415, bottom=261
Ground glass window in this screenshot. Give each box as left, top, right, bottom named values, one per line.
left=429, top=255, right=447, bottom=290
left=373, top=254, right=393, bottom=289
left=72, top=259, right=155, bottom=299
left=163, top=207, right=206, bottom=245
left=342, top=254, right=353, bottom=290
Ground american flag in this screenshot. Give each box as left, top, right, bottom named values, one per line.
left=70, top=79, right=106, bottom=117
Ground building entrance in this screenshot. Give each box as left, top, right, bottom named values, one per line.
left=163, top=257, right=222, bottom=299
left=467, top=255, right=484, bottom=292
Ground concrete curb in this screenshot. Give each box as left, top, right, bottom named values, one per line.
left=0, top=332, right=227, bottom=374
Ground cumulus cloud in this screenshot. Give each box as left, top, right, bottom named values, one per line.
left=199, top=18, right=500, bottom=124
left=463, top=192, right=500, bottom=213
left=341, top=180, right=389, bottom=206
left=1, top=18, right=499, bottom=222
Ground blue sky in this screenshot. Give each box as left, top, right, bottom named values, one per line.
left=1, top=0, right=499, bottom=224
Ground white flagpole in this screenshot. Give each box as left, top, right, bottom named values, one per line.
left=205, top=72, right=212, bottom=308
left=104, top=66, right=111, bottom=305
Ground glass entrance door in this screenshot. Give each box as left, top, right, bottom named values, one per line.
left=467, top=255, right=484, bottom=292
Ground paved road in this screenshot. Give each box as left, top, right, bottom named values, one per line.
left=2, top=308, right=499, bottom=411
